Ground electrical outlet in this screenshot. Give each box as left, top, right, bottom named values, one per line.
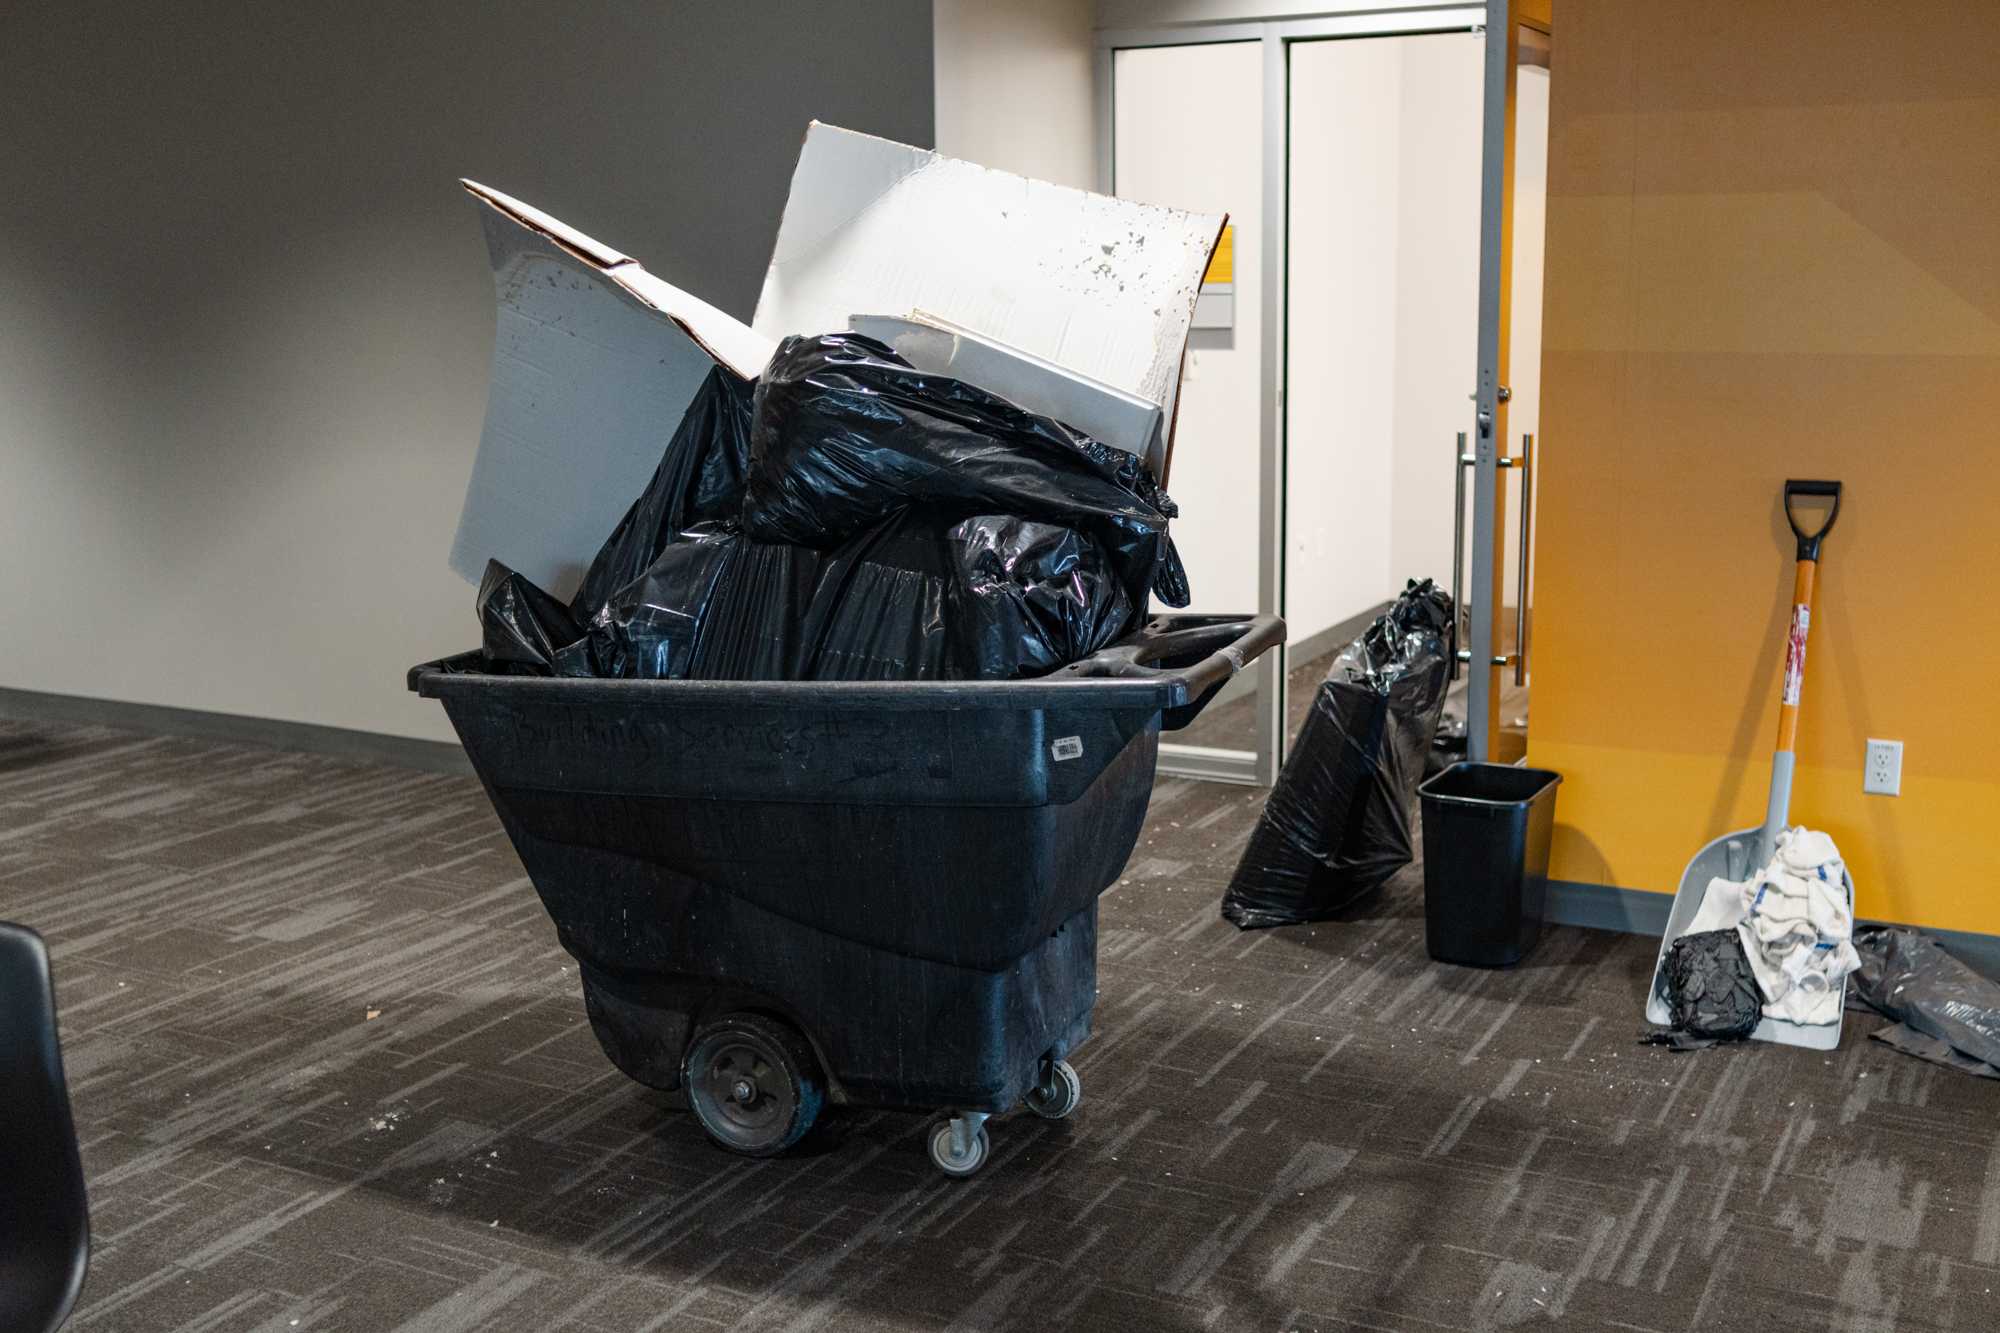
left=1864, top=738, right=1903, bottom=796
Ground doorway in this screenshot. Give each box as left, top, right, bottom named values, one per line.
left=1097, top=4, right=1549, bottom=781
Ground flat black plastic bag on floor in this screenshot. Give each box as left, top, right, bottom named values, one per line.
left=1641, top=929, right=1765, bottom=1051
left=1222, top=579, right=1454, bottom=929
left=1851, top=926, right=2000, bottom=1078
left=744, top=332, right=1189, bottom=615
left=568, top=365, right=756, bottom=625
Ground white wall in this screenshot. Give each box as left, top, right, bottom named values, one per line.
left=1283, top=32, right=1482, bottom=645
left=935, top=0, right=1096, bottom=188
left=1388, top=34, right=1485, bottom=600
left=0, top=3, right=934, bottom=743
left=1111, top=41, right=1265, bottom=619
left=1285, top=39, right=1403, bottom=639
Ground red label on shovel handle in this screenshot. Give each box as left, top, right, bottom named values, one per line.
left=1782, top=603, right=1811, bottom=706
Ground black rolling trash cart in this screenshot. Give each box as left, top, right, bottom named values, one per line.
left=412, top=614, right=1281, bottom=1177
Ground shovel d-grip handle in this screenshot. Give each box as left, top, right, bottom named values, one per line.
left=1767, top=480, right=1843, bottom=843
left=1784, top=479, right=1842, bottom=562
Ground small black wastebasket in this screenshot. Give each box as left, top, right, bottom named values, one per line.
left=1418, top=762, right=1561, bottom=966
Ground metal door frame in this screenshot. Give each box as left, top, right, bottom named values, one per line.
left=1096, top=4, right=1487, bottom=786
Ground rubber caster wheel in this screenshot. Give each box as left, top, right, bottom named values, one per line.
left=927, top=1116, right=991, bottom=1178
left=683, top=1012, right=824, bottom=1157
left=1025, top=1059, right=1082, bottom=1120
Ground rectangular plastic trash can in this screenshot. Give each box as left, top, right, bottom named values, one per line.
left=1418, top=762, right=1562, bottom=967
left=411, top=613, right=1282, bottom=1176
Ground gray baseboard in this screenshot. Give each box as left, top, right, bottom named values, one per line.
left=0, top=686, right=472, bottom=776
left=1545, top=879, right=1672, bottom=937
left=1545, top=877, right=2000, bottom=982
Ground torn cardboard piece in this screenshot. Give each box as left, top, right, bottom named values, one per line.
left=450, top=124, right=1225, bottom=596
left=448, top=188, right=774, bottom=596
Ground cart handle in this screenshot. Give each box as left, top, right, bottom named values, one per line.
left=1784, top=479, right=1842, bottom=562
left=1055, top=613, right=1286, bottom=726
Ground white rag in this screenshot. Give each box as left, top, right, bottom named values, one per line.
left=1677, top=827, right=1858, bottom=1026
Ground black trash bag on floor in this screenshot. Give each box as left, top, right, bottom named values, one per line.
left=476, top=559, right=584, bottom=675
left=744, top=332, right=1189, bottom=615
left=1851, top=926, right=2000, bottom=1078
left=1427, top=709, right=1468, bottom=780
left=1641, top=929, right=1766, bottom=1051
left=568, top=365, right=756, bottom=625
left=1221, top=579, right=1455, bottom=929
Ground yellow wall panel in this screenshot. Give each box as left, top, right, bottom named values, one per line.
left=1532, top=1, right=2000, bottom=932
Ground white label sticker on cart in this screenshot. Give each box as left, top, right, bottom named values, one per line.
left=1051, top=736, right=1084, bottom=762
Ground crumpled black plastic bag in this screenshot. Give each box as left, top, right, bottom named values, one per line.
left=1221, top=579, right=1454, bottom=929
left=1642, top=929, right=1766, bottom=1051
left=947, top=515, right=1133, bottom=679
left=477, top=559, right=584, bottom=675
left=1851, top=926, right=2000, bottom=1078
left=744, top=332, right=1188, bottom=613
left=568, top=365, right=756, bottom=625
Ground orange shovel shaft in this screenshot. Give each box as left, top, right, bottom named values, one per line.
left=1775, top=558, right=1816, bottom=752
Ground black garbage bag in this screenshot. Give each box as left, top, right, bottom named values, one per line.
left=1222, top=579, right=1454, bottom=929
left=479, top=333, right=1187, bottom=682
left=568, top=365, right=756, bottom=624
left=1427, top=709, right=1468, bottom=780
left=572, top=508, right=1132, bottom=683
left=476, top=559, right=584, bottom=675
left=744, top=332, right=1189, bottom=614
left=1851, top=926, right=2000, bottom=1078
left=568, top=524, right=818, bottom=680
left=1641, top=929, right=1766, bottom=1051
left=947, top=515, right=1134, bottom=679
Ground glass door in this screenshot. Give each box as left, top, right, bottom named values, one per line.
left=1103, top=32, right=1280, bottom=785
left=1098, top=4, right=1531, bottom=783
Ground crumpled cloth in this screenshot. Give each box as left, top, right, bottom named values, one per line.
left=1680, top=827, right=1859, bottom=1026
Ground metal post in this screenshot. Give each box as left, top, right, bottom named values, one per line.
left=1467, top=0, right=1514, bottom=762
left=1251, top=27, right=1289, bottom=786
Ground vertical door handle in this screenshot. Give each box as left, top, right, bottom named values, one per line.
left=1514, top=433, right=1534, bottom=687
left=1450, top=431, right=1467, bottom=680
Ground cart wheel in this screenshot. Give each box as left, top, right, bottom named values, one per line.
left=1024, top=1059, right=1082, bottom=1120
left=927, top=1116, right=991, bottom=1178
left=682, top=1013, right=824, bottom=1158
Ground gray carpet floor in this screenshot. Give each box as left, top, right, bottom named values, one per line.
left=3, top=717, right=1997, bottom=1331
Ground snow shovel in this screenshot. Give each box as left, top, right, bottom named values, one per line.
left=1644, top=480, right=1847, bottom=1049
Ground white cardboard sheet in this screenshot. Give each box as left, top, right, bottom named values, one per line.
left=754, top=123, right=1224, bottom=435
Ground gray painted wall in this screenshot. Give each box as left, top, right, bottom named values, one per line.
left=0, top=0, right=934, bottom=743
